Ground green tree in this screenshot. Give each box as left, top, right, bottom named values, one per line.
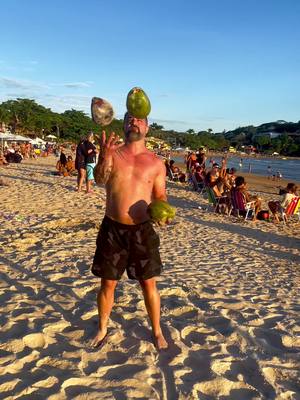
left=150, top=122, right=164, bottom=130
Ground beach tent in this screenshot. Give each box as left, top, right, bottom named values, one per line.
left=0, top=132, right=17, bottom=141
left=0, top=132, right=31, bottom=142
left=11, top=134, right=32, bottom=142
left=0, top=132, right=31, bottom=150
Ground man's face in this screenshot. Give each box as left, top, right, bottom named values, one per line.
left=124, top=113, right=149, bottom=142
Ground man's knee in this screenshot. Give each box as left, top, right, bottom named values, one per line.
left=100, top=279, right=118, bottom=293
left=139, top=277, right=157, bottom=292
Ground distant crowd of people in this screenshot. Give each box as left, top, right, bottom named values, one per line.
left=0, top=141, right=62, bottom=165
left=164, top=147, right=298, bottom=222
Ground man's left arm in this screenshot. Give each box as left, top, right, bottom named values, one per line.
left=152, top=160, right=167, bottom=202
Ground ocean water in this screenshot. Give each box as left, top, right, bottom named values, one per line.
left=173, top=155, right=300, bottom=182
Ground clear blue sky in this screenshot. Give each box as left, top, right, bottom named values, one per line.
left=1, top=0, right=299, bottom=132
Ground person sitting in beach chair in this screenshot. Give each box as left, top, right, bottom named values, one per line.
left=206, top=185, right=230, bottom=214
left=268, top=183, right=298, bottom=223
left=205, top=159, right=229, bottom=197
left=191, top=165, right=206, bottom=191
left=227, top=167, right=237, bottom=188
left=186, top=152, right=197, bottom=172
left=230, top=176, right=261, bottom=221
left=169, top=160, right=186, bottom=182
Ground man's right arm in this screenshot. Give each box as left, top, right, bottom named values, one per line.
left=94, top=131, right=123, bottom=185
left=94, top=155, right=113, bottom=185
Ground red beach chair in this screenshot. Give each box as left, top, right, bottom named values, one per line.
left=230, top=188, right=255, bottom=220
left=281, top=196, right=300, bottom=223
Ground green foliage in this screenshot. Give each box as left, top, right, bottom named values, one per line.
left=0, top=99, right=299, bottom=155
left=0, top=98, right=125, bottom=142
left=226, top=121, right=300, bottom=156
left=150, top=122, right=164, bottom=130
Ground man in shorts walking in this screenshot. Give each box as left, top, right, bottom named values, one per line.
left=91, top=112, right=168, bottom=350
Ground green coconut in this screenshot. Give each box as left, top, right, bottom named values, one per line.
left=126, top=87, right=151, bottom=119
left=148, top=200, right=176, bottom=223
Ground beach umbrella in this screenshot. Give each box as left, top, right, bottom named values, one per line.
left=29, top=137, right=46, bottom=145
left=46, top=134, right=57, bottom=140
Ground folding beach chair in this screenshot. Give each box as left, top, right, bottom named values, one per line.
left=190, top=173, right=205, bottom=194
left=281, top=196, right=300, bottom=224
left=168, top=169, right=180, bottom=182
left=230, top=188, right=255, bottom=220
left=206, top=186, right=229, bottom=213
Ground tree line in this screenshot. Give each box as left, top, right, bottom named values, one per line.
left=0, top=98, right=299, bottom=156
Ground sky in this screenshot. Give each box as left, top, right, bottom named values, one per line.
left=0, top=0, right=300, bottom=133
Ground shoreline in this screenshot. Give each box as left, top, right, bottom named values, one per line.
left=169, top=153, right=300, bottom=187
left=170, top=150, right=300, bottom=161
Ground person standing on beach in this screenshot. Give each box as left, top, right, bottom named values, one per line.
left=239, top=158, right=243, bottom=170
left=91, top=112, right=168, bottom=350
left=85, top=132, right=97, bottom=194
left=75, top=137, right=87, bottom=192
left=267, top=165, right=272, bottom=179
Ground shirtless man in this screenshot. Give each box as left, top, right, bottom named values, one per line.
left=91, top=112, right=168, bottom=350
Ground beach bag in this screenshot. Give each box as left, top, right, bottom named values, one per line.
left=257, top=210, right=270, bottom=220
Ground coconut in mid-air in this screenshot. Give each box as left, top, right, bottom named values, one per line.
left=91, top=97, right=114, bottom=126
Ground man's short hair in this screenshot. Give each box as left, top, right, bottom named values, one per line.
left=123, top=112, right=148, bottom=126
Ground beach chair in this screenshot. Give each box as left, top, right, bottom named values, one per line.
left=206, top=186, right=229, bottom=213
left=168, top=169, right=180, bottom=182
left=281, top=197, right=300, bottom=224
left=190, top=173, right=205, bottom=193
left=230, top=189, right=255, bottom=220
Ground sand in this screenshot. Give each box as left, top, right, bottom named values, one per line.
left=0, top=156, right=299, bottom=399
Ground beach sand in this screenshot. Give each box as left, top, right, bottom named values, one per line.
left=0, top=156, right=299, bottom=399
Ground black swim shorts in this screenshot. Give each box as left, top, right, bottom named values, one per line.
left=75, top=158, right=86, bottom=170
left=92, top=216, right=162, bottom=280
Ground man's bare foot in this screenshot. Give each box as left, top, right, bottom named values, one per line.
left=90, top=330, right=107, bottom=348
left=153, top=333, right=168, bottom=350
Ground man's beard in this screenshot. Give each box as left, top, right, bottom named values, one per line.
left=125, top=126, right=142, bottom=142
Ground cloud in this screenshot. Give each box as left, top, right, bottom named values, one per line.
left=60, top=82, right=93, bottom=88
left=150, top=118, right=188, bottom=125
left=38, top=94, right=91, bottom=113
left=0, top=77, right=48, bottom=90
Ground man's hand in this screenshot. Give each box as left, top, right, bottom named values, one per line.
left=94, top=131, right=123, bottom=185
left=153, top=217, right=174, bottom=227
left=98, top=131, right=123, bottom=160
